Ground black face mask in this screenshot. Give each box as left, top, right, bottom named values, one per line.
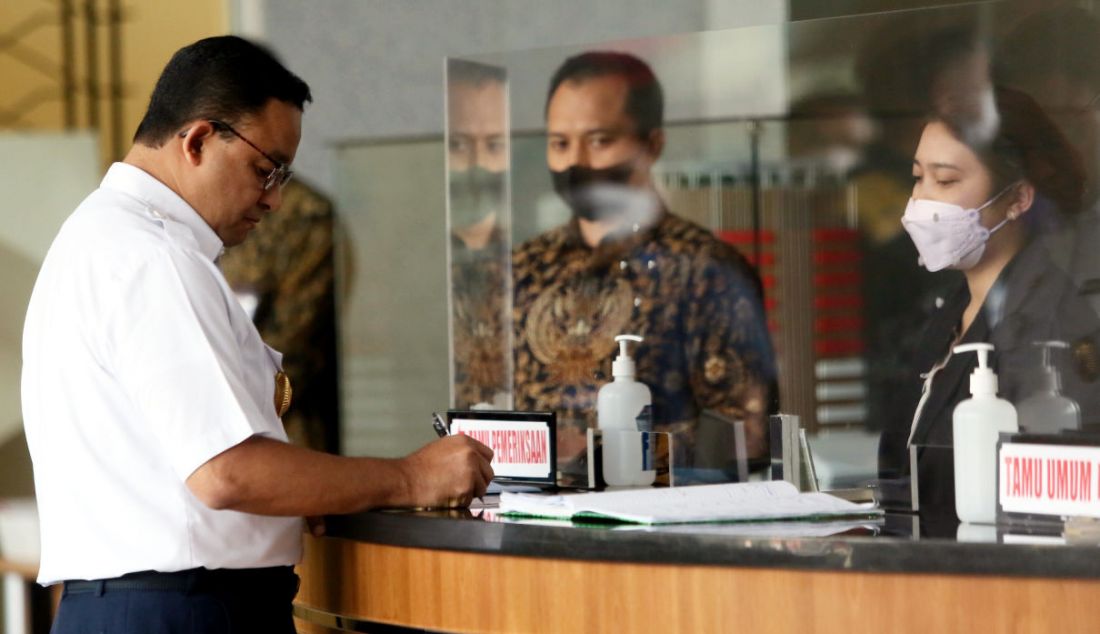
left=550, top=162, right=636, bottom=221
left=449, top=167, right=506, bottom=229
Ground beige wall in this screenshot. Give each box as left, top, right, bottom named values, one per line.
left=0, top=3, right=67, bottom=130
left=1, top=0, right=227, bottom=166
left=119, top=0, right=228, bottom=155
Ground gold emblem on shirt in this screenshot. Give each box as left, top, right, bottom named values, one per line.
left=274, top=371, right=293, bottom=417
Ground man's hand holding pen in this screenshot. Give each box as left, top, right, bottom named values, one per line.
left=396, top=416, right=494, bottom=509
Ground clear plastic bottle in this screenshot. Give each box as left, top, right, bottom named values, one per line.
left=597, top=335, right=655, bottom=486
left=952, top=343, right=1019, bottom=523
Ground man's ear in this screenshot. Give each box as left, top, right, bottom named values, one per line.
left=1006, top=180, right=1036, bottom=221
left=645, top=128, right=665, bottom=162
left=179, top=121, right=217, bottom=166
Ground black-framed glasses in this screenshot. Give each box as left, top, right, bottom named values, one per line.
left=208, top=119, right=293, bottom=191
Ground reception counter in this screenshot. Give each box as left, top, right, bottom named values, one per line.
left=293, top=500, right=1100, bottom=633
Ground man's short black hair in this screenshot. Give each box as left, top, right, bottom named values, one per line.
left=133, top=35, right=312, bottom=147
left=448, top=58, right=506, bottom=87
left=545, top=51, right=663, bottom=138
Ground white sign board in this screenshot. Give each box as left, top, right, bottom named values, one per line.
left=450, top=416, right=554, bottom=482
left=999, top=443, right=1100, bottom=519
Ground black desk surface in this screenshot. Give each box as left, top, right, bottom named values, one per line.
left=324, top=496, right=1100, bottom=580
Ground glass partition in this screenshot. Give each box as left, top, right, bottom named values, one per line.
left=334, top=137, right=450, bottom=458
left=445, top=59, right=515, bottom=412
left=342, top=0, right=1100, bottom=497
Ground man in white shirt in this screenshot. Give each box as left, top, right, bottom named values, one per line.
left=22, top=36, right=493, bottom=633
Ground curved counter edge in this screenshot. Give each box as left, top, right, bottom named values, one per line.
left=322, top=510, right=1100, bottom=580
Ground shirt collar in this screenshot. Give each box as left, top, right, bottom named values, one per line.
left=562, top=205, right=669, bottom=251
left=100, top=162, right=225, bottom=261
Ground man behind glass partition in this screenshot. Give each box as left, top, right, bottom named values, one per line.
left=512, top=51, right=777, bottom=474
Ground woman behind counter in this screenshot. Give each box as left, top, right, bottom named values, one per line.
left=878, top=85, right=1100, bottom=517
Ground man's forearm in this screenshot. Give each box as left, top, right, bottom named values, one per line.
left=186, top=436, right=410, bottom=516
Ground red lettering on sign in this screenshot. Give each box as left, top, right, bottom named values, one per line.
left=472, top=429, right=549, bottom=465
left=1042, top=459, right=1093, bottom=501
left=1049, top=459, right=1067, bottom=499
left=1076, top=461, right=1091, bottom=502
left=1005, top=456, right=1046, bottom=500
left=1017, top=457, right=1024, bottom=497
left=1023, top=457, right=1041, bottom=499
left=1078, top=457, right=1086, bottom=501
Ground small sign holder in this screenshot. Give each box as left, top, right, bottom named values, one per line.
left=996, top=431, right=1100, bottom=529
left=447, top=410, right=557, bottom=488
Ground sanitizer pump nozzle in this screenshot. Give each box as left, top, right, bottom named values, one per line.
left=612, top=334, right=642, bottom=379
left=954, top=342, right=997, bottom=396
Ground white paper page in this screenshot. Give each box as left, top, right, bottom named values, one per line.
left=614, top=518, right=883, bottom=538
left=497, top=492, right=577, bottom=520
left=500, top=481, right=879, bottom=524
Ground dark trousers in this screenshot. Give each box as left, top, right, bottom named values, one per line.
left=50, top=566, right=299, bottom=634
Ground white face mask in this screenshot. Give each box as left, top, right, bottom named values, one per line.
left=901, top=185, right=1015, bottom=272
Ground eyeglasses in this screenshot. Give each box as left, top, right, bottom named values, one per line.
left=206, top=119, right=293, bottom=191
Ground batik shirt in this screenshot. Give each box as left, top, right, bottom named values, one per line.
left=512, top=210, right=776, bottom=460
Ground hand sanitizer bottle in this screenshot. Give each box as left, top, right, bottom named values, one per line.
left=952, top=343, right=1018, bottom=524
left=598, top=335, right=655, bottom=486
left=1016, top=341, right=1080, bottom=433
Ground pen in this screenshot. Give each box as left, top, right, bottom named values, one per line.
left=431, top=412, right=485, bottom=507
left=431, top=412, right=449, bottom=437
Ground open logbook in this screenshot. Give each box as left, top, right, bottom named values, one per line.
left=498, top=481, right=880, bottom=525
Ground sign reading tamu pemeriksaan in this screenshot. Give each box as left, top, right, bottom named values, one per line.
left=999, top=442, right=1100, bottom=518
left=448, top=411, right=556, bottom=484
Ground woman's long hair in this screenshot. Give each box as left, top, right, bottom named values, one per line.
left=934, top=85, right=1086, bottom=215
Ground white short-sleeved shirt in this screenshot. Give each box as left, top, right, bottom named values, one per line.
left=22, top=163, right=303, bottom=585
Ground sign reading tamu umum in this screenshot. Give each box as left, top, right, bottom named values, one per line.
left=999, top=443, right=1100, bottom=518
left=449, top=412, right=556, bottom=483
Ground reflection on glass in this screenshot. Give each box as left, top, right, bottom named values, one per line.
left=510, top=51, right=777, bottom=479
left=787, top=92, right=874, bottom=180
left=447, top=59, right=513, bottom=411
left=1016, top=341, right=1080, bottom=433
